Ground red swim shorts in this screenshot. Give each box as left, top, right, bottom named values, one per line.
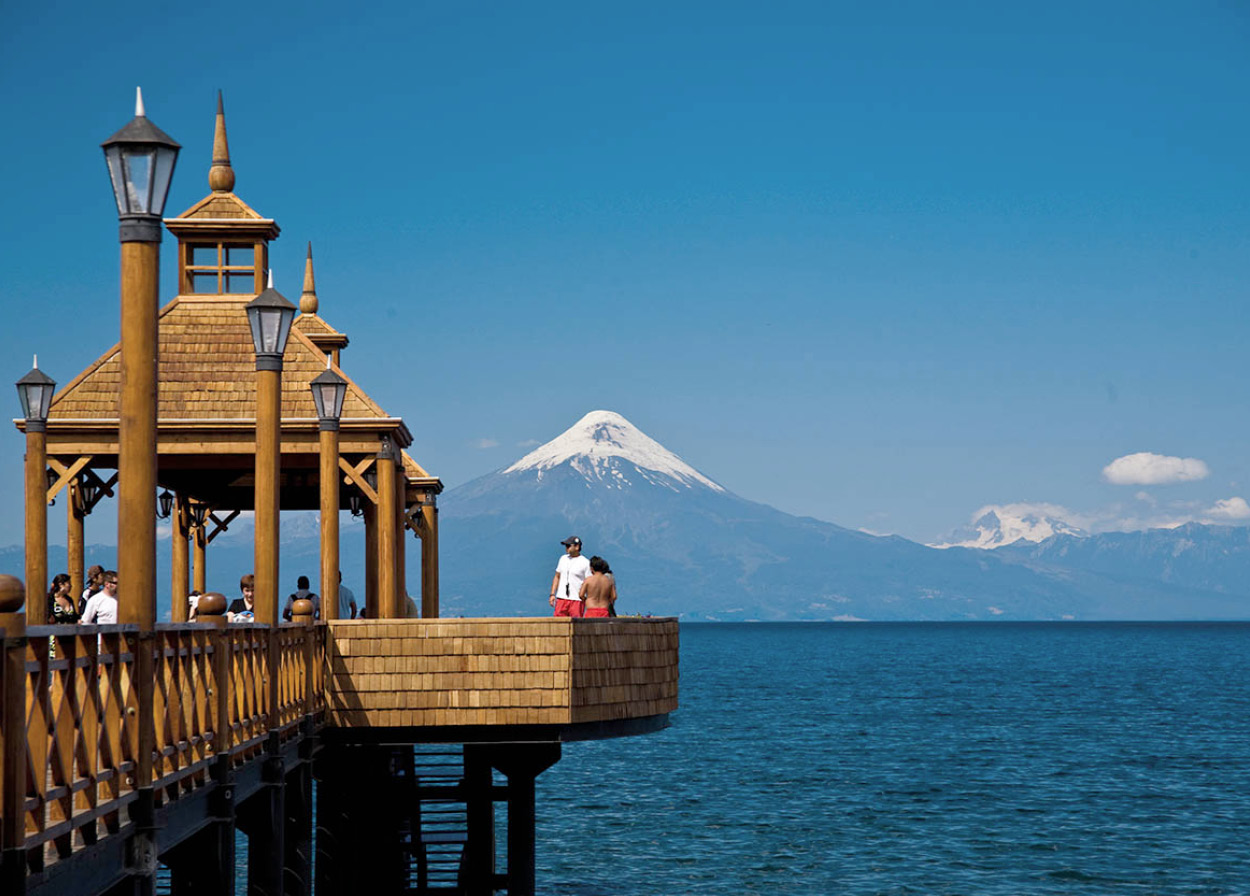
left=583, top=607, right=610, bottom=618
left=553, top=598, right=584, bottom=618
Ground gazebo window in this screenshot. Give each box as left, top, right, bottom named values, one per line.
left=187, top=242, right=260, bottom=295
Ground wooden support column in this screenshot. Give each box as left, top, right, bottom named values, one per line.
left=0, top=584, right=28, bottom=894
left=363, top=504, right=377, bottom=618
left=492, top=743, right=561, bottom=896
left=24, top=427, right=48, bottom=624
left=420, top=498, right=439, bottom=619
left=254, top=366, right=281, bottom=627
left=164, top=757, right=235, bottom=895
left=171, top=494, right=189, bottom=623
left=237, top=746, right=285, bottom=896
left=192, top=520, right=207, bottom=595
left=68, top=480, right=85, bottom=603
left=117, top=239, right=159, bottom=630
left=376, top=449, right=398, bottom=619
left=462, top=745, right=497, bottom=896
left=284, top=762, right=313, bottom=896
left=319, top=426, right=340, bottom=620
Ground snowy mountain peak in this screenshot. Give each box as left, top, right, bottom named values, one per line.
left=503, top=410, right=725, bottom=492
left=932, top=503, right=1089, bottom=550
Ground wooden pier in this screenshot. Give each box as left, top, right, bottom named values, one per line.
left=6, top=94, right=680, bottom=896
left=0, top=595, right=679, bottom=895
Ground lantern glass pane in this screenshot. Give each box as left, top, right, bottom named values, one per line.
left=123, top=149, right=155, bottom=214
left=259, top=310, right=282, bottom=353
left=104, top=146, right=128, bottom=215
left=150, top=145, right=177, bottom=216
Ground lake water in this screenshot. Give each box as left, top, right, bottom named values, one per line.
left=537, top=622, right=1250, bottom=895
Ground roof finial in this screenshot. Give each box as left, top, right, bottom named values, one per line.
left=208, top=90, right=235, bottom=193
left=300, top=242, right=319, bottom=314
left=135, top=87, right=146, bottom=117
left=267, top=269, right=274, bottom=289
left=33, top=354, right=38, bottom=369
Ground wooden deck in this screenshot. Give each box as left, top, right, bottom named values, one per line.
left=326, top=617, right=679, bottom=729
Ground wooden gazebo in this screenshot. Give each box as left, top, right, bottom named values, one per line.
left=21, top=98, right=440, bottom=619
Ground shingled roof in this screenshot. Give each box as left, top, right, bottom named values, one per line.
left=48, top=295, right=395, bottom=429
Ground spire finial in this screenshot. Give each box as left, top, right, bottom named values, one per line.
left=208, top=90, right=235, bottom=193
left=135, top=87, right=146, bottom=117
left=300, top=242, right=319, bottom=314
left=33, top=354, right=38, bottom=369
left=267, top=269, right=274, bottom=289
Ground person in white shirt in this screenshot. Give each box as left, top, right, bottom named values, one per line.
left=82, top=570, right=119, bottom=624
left=549, top=536, right=591, bottom=618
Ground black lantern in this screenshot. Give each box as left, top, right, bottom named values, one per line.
left=246, top=275, right=296, bottom=369
left=100, top=88, right=181, bottom=242
left=189, top=502, right=210, bottom=530
left=16, top=359, right=56, bottom=431
left=158, top=489, right=175, bottom=520
left=349, top=490, right=363, bottom=517
left=310, top=363, right=348, bottom=427
left=78, top=474, right=101, bottom=516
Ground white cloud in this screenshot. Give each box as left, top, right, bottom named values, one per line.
left=474, top=438, right=499, bottom=450
left=1204, top=497, right=1250, bottom=521
left=516, top=439, right=541, bottom=448
left=1102, top=452, right=1209, bottom=486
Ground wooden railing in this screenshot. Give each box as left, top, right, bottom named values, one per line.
left=3, top=619, right=325, bottom=874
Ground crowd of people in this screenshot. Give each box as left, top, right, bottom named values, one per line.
left=40, top=566, right=358, bottom=626
left=548, top=535, right=618, bottom=618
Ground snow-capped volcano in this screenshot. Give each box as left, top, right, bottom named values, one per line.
left=503, top=410, right=724, bottom=493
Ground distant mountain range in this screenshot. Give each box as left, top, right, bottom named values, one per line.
left=4, top=411, right=1249, bottom=621
left=436, top=411, right=1250, bottom=620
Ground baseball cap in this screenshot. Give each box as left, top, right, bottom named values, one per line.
left=560, top=536, right=582, bottom=546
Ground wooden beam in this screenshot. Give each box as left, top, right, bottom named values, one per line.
left=338, top=456, right=378, bottom=506
left=206, top=510, right=240, bottom=544
left=45, top=455, right=92, bottom=504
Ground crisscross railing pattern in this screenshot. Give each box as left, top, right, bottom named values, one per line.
left=6, top=620, right=326, bottom=873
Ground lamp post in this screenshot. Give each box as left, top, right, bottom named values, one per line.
left=311, top=362, right=347, bottom=619
left=246, top=277, right=295, bottom=625
left=17, top=359, right=55, bottom=622
left=102, top=87, right=180, bottom=630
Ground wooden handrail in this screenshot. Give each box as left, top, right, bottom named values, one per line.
left=2, top=620, right=329, bottom=873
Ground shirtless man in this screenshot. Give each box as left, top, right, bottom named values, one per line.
left=579, top=556, right=617, bottom=618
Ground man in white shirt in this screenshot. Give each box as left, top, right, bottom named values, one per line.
left=82, top=570, right=119, bottom=624
left=549, top=536, right=590, bottom=618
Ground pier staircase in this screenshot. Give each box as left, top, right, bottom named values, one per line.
left=401, top=746, right=472, bottom=893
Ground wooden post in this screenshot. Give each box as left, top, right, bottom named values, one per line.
left=319, top=426, right=340, bottom=620
left=492, top=743, right=561, bottom=896
left=192, top=516, right=207, bottom=595
left=254, top=367, right=281, bottom=627
left=376, top=450, right=398, bottom=619
left=171, top=494, right=189, bottom=623
left=117, top=239, right=159, bottom=630
left=420, top=498, right=439, bottom=619
left=0, top=576, right=28, bottom=893
left=24, top=427, right=48, bottom=624
left=363, top=503, right=377, bottom=618
left=67, top=480, right=85, bottom=603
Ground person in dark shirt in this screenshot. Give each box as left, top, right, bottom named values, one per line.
left=227, top=574, right=256, bottom=623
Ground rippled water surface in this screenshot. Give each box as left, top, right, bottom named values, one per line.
left=537, top=623, right=1250, bottom=895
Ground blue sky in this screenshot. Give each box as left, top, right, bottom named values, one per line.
left=2, top=1, right=1249, bottom=547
